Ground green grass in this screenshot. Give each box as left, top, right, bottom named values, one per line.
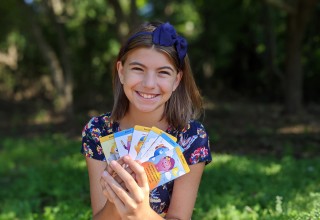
left=0, top=135, right=319, bottom=220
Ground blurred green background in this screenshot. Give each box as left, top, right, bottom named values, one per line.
left=0, top=0, right=319, bottom=219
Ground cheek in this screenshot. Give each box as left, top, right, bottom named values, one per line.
left=164, top=161, right=169, bottom=167
left=159, top=79, right=178, bottom=92
left=122, top=73, right=141, bottom=87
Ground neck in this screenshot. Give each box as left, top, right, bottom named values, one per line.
left=120, top=110, right=168, bottom=131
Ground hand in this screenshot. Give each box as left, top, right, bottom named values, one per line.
left=106, top=157, right=137, bottom=190
left=101, top=156, right=153, bottom=220
left=100, top=157, right=136, bottom=203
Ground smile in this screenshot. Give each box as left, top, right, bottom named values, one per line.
left=137, top=92, right=158, bottom=99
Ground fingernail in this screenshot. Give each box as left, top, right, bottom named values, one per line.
left=110, top=160, right=116, bottom=167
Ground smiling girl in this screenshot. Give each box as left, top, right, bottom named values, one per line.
left=81, top=21, right=212, bottom=220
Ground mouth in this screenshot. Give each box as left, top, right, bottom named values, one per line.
left=137, top=91, right=158, bottom=99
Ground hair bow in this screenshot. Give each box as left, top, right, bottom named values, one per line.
left=124, top=22, right=188, bottom=68
left=152, top=22, right=188, bottom=68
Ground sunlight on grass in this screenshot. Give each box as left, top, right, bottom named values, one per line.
left=194, top=154, right=320, bottom=220
left=277, top=123, right=320, bottom=134
left=0, top=136, right=319, bottom=220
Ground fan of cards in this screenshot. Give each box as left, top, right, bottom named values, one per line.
left=99, top=125, right=190, bottom=190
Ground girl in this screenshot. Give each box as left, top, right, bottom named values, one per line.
left=81, top=21, right=212, bottom=220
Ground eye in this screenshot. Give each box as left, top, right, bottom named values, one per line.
left=159, top=71, right=171, bottom=76
left=131, top=67, right=143, bottom=71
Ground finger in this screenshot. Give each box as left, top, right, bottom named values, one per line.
left=106, top=157, right=124, bottom=174
left=104, top=168, right=136, bottom=212
left=105, top=180, right=126, bottom=211
left=109, top=159, right=141, bottom=194
left=103, top=170, right=130, bottom=200
left=107, top=157, right=133, bottom=177
left=123, top=156, right=149, bottom=189
left=101, top=173, right=114, bottom=202
left=113, top=166, right=134, bottom=184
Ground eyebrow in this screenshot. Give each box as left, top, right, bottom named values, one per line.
left=129, top=61, right=175, bottom=72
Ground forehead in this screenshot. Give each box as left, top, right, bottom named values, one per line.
left=124, top=47, right=175, bottom=68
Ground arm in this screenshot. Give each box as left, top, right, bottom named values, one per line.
left=85, top=157, right=121, bottom=220
left=165, top=162, right=205, bottom=220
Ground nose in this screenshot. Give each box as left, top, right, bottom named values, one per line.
left=142, top=72, right=156, bottom=88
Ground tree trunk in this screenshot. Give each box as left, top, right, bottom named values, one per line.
left=109, top=0, right=140, bottom=41
left=20, top=1, right=74, bottom=117
left=283, top=0, right=317, bottom=114
left=30, top=21, right=67, bottom=112
left=46, top=1, right=74, bottom=117
left=261, top=1, right=282, bottom=80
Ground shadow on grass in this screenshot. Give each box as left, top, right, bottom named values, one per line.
left=203, top=102, right=320, bottom=158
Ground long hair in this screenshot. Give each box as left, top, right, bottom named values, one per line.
left=111, top=21, right=203, bottom=130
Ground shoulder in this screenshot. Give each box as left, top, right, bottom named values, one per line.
left=180, top=120, right=208, bottom=137
left=82, top=112, right=115, bottom=138
left=81, top=112, right=118, bottom=160
left=177, top=120, right=212, bottom=165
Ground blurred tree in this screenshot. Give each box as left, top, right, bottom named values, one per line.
left=265, top=0, right=318, bottom=114
left=18, top=0, right=74, bottom=117
left=1, top=0, right=320, bottom=122
left=0, top=45, right=18, bottom=70
left=8, top=0, right=141, bottom=118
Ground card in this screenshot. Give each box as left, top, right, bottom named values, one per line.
left=128, top=125, right=151, bottom=159
left=135, top=127, right=162, bottom=160
left=142, top=145, right=190, bottom=190
left=139, top=132, right=182, bottom=163
left=99, top=134, right=119, bottom=163
left=136, top=126, right=177, bottom=161
left=114, top=128, right=134, bottom=157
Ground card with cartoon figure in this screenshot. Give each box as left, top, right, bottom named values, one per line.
left=114, top=128, right=134, bottom=157
left=99, top=134, right=119, bottom=163
left=128, top=125, right=151, bottom=159
left=139, top=132, right=182, bottom=163
left=141, top=146, right=190, bottom=190
left=136, top=127, right=177, bottom=161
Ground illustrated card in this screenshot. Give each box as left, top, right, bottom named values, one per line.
left=139, top=132, right=182, bottom=163
left=114, top=128, right=134, bottom=157
left=99, top=134, right=119, bottom=163
left=135, top=126, right=162, bottom=160
left=142, top=146, right=190, bottom=190
left=128, top=125, right=151, bottom=159
left=136, top=127, right=177, bottom=161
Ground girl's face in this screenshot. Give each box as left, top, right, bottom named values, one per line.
left=117, top=47, right=182, bottom=115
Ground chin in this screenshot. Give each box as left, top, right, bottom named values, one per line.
left=136, top=105, right=163, bottom=113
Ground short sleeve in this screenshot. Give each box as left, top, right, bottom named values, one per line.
left=81, top=117, right=106, bottom=161
left=81, top=112, right=117, bottom=161
left=177, top=120, right=212, bottom=165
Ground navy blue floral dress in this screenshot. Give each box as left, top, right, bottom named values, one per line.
left=81, top=112, right=212, bottom=217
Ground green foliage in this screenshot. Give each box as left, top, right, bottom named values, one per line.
left=194, top=154, right=320, bottom=219
left=1, top=136, right=319, bottom=219
left=1, top=0, right=320, bottom=108
left=0, top=134, right=91, bottom=220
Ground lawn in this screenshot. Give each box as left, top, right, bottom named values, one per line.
left=0, top=134, right=319, bottom=220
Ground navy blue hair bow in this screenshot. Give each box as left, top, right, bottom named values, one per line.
left=152, top=22, right=188, bottom=68
left=124, top=22, right=188, bottom=68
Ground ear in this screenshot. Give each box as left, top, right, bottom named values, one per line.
left=172, top=71, right=183, bottom=91
left=117, top=61, right=124, bottom=84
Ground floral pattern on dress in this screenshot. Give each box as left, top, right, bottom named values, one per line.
left=81, top=112, right=212, bottom=217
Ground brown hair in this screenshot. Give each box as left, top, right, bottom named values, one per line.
left=111, top=21, right=203, bottom=129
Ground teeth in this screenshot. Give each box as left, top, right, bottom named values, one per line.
left=139, top=92, right=156, bottom=99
